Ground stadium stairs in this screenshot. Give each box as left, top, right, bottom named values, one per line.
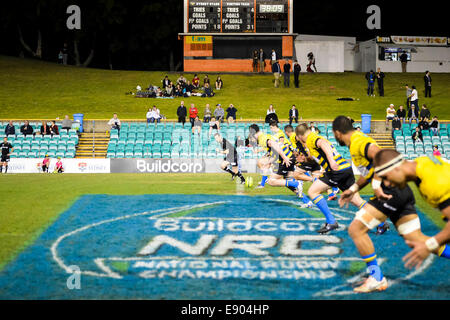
left=368, top=133, right=395, bottom=149
left=75, top=132, right=109, bottom=158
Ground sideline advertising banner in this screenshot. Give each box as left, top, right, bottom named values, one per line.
left=7, top=158, right=110, bottom=173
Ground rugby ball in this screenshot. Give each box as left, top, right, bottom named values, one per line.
left=245, top=176, right=254, bottom=188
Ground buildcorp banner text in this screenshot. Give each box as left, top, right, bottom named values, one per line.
left=110, top=159, right=207, bottom=173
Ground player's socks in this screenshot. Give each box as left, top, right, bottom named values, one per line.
left=438, top=244, right=450, bottom=259
left=301, top=194, right=312, bottom=204
left=362, top=252, right=383, bottom=281
left=223, top=168, right=234, bottom=176
left=312, top=195, right=336, bottom=224
left=304, top=172, right=311, bottom=177
left=0, top=166, right=2, bottom=173
left=236, top=172, right=245, bottom=183
left=4, top=165, right=7, bottom=173
left=260, top=175, right=268, bottom=187
left=286, top=186, right=297, bottom=194
left=285, top=178, right=299, bottom=188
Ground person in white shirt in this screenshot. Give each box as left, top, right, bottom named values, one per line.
left=149, top=105, right=161, bottom=123
left=385, top=104, right=396, bottom=129
left=108, top=114, right=121, bottom=131
left=409, top=86, right=418, bottom=109
left=271, top=49, right=276, bottom=65
left=146, top=108, right=153, bottom=123
left=267, top=104, right=276, bottom=115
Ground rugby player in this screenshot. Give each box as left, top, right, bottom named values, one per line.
left=296, top=123, right=366, bottom=234
left=0, top=137, right=13, bottom=174
left=214, top=133, right=245, bottom=184
left=373, top=149, right=450, bottom=269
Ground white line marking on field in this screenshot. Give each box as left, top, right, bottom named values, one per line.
left=104, top=256, right=362, bottom=262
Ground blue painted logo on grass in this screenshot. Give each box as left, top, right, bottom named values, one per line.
left=0, top=195, right=448, bottom=299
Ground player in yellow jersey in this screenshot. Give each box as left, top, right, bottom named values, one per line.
left=373, top=149, right=450, bottom=269
left=296, top=123, right=366, bottom=234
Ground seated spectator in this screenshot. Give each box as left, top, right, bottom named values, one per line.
left=310, top=122, right=320, bottom=133
left=396, top=105, right=406, bottom=124
left=162, top=75, right=171, bottom=89
left=146, top=108, right=153, bottom=123
left=419, top=117, right=430, bottom=131
left=215, top=76, right=223, bottom=90
left=412, top=127, right=423, bottom=144
left=226, top=104, right=237, bottom=121
left=204, top=104, right=212, bottom=123
left=209, top=116, right=221, bottom=136
left=21, top=120, right=34, bottom=136
left=202, top=82, right=214, bottom=97
left=152, top=106, right=161, bottom=123
left=40, top=121, right=51, bottom=135
left=203, top=75, right=210, bottom=88
left=4, top=121, right=15, bottom=137
left=430, top=116, right=439, bottom=136
left=192, top=74, right=200, bottom=88
left=265, top=108, right=278, bottom=123
left=408, top=105, right=419, bottom=124
left=108, top=113, right=121, bottom=131
left=227, top=116, right=235, bottom=124
left=174, top=84, right=183, bottom=97
left=433, top=145, right=442, bottom=157
left=55, top=157, right=64, bottom=173
left=392, top=115, right=402, bottom=139
left=176, top=74, right=187, bottom=87
left=386, top=104, right=396, bottom=129
left=185, top=81, right=195, bottom=95
left=165, top=82, right=174, bottom=96
left=61, top=115, right=73, bottom=131
left=420, top=104, right=431, bottom=120
left=214, top=104, right=225, bottom=122
left=289, top=105, right=298, bottom=125
left=192, top=116, right=202, bottom=135
left=49, top=121, right=59, bottom=136
left=267, top=104, right=276, bottom=115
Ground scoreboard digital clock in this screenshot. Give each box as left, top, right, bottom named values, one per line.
left=186, top=0, right=292, bottom=34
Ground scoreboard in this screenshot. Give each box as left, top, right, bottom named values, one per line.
left=186, top=0, right=292, bottom=34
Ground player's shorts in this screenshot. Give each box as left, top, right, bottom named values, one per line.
left=368, top=184, right=417, bottom=225
left=225, top=154, right=238, bottom=167
left=298, top=161, right=321, bottom=172
left=1, top=155, right=10, bottom=162
left=319, top=167, right=355, bottom=191
left=276, top=155, right=296, bottom=177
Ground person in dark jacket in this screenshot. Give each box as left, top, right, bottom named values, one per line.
left=252, top=50, right=259, bottom=73
left=293, top=61, right=301, bottom=88
left=4, top=121, right=15, bottom=136
left=376, top=67, right=385, bottom=97
left=424, top=71, right=432, bottom=98
left=365, top=70, right=375, bottom=96
left=289, top=105, right=298, bottom=125
left=272, top=60, right=281, bottom=88
left=419, top=117, right=430, bottom=131
left=283, top=59, right=291, bottom=87
left=40, top=121, right=51, bottom=135
left=177, top=101, right=187, bottom=126
left=391, top=115, right=402, bottom=139
left=396, top=105, right=406, bottom=124
left=419, top=104, right=431, bottom=120
left=226, top=104, right=237, bottom=121
left=430, top=116, right=439, bottom=136
left=412, top=127, right=422, bottom=143
left=20, top=121, right=34, bottom=136
left=49, top=121, right=59, bottom=136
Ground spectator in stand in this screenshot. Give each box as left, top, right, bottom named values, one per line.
left=21, top=121, right=34, bottom=136
left=392, top=115, right=402, bottom=139
left=55, top=157, right=64, bottom=173
left=433, top=145, right=441, bottom=157
left=400, top=51, right=408, bottom=72
left=176, top=74, right=187, bottom=87
left=209, top=116, right=220, bottom=136
left=4, top=121, right=15, bottom=137
left=174, top=84, right=183, bottom=97
left=215, top=76, right=223, bottom=90
left=419, top=117, right=430, bottom=131
left=267, top=104, right=276, bottom=115
left=226, top=104, right=237, bottom=122
left=162, top=75, right=170, bottom=89
left=293, top=60, right=301, bottom=88
left=405, top=84, right=412, bottom=109
left=310, top=122, right=320, bottom=133
left=146, top=107, right=153, bottom=123
left=49, top=121, right=59, bottom=136
left=185, top=81, right=194, bottom=95
left=189, top=103, right=199, bottom=128
left=412, top=127, right=423, bottom=144
left=272, top=60, right=281, bottom=88
left=283, top=59, right=291, bottom=87
left=396, top=105, right=406, bottom=124
left=409, top=85, right=419, bottom=109
left=265, top=105, right=278, bottom=123
left=430, top=116, right=439, bottom=136
left=214, top=104, right=225, bottom=122
left=386, top=104, right=396, bottom=130
left=108, top=114, right=121, bottom=132
left=203, top=75, right=210, bottom=88
left=365, top=70, right=375, bottom=97
left=153, top=106, right=161, bottom=123
left=420, top=104, right=431, bottom=120
left=289, top=105, right=298, bottom=125
left=40, top=121, right=51, bottom=136
left=192, top=116, right=202, bottom=135
left=61, top=115, right=73, bottom=132
left=424, top=71, right=432, bottom=98
left=192, top=74, right=200, bottom=88
left=165, top=82, right=174, bottom=97
left=204, top=104, right=212, bottom=123
left=376, top=67, right=385, bottom=97
left=252, top=50, right=259, bottom=73
left=203, top=82, right=214, bottom=97
left=259, top=48, right=266, bottom=74
left=177, top=101, right=187, bottom=126
left=408, top=104, right=419, bottom=125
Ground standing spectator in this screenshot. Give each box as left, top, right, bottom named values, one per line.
left=49, top=121, right=59, bottom=136
left=396, top=105, right=406, bottom=124
left=20, top=121, right=34, bottom=136
left=203, top=83, right=214, bottom=97
left=62, top=43, right=68, bottom=65
left=0, top=137, right=13, bottom=174
left=214, top=104, right=225, bottom=122
left=203, top=75, right=210, bottom=87
left=204, top=104, right=212, bottom=123
left=267, top=104, right=276, bottom=115
left=177, top=101, right=187, bottom=126
left=189, top=104, right=198, bottom=127
left=61, top=115, right=73, bottom=132
left=405, top=84, right=412, bottom=109
left=409, top=85, right=419, bottom=109
left=420, top=104, right=431, bottom=120
left=424, top=71, right=432, bottom=98
left=271, top=49, right=277, bottom=65
left=307, top=52, right=317, bottom=72
left=293, top=60, right=301, bottom=88
left=209, top=116, right=221, bottom=136
left=408, top=104, right=419, bottom=125
left=215, top=76, right=223, bottom=90
left=252, top=50, right=259, bottom=73
left=192, top=74, right=200, bottom=88
left=419, top=117, right=430, bottom=131
left=376, top=67, right=385, bottom=97
left=57, top=51, right=63, bottom=64
left=430, top=116, right=439, bottom=136
left=365, top=70, right=375, bottom=97
left=412, top=127, right=423, bottom=143
left=192, top=116, right=202, bottom=136
left=400, top=51, right=408, bottom=72
left=289, top=105, right=298, bottom=125
left=107, top=114, right=121, bottom=132
left=4, top=121, right=15, bottom=137
left=259, top=48, right=266, bottom=74
left=272, top=60, right=281, bottom=88
left=386, top=104, right=396, bottom=130
left=226, top=104, right=238, bottom=122
left=40, top=121, right=51, bottom=136
left=283, top=59, right=291, bottom=88
left=162, top=75, right=170, bottom=89
left=433, top=145, right=441, bottom=157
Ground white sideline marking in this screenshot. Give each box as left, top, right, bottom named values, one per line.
left=104, top=256, right=362, bottom=262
